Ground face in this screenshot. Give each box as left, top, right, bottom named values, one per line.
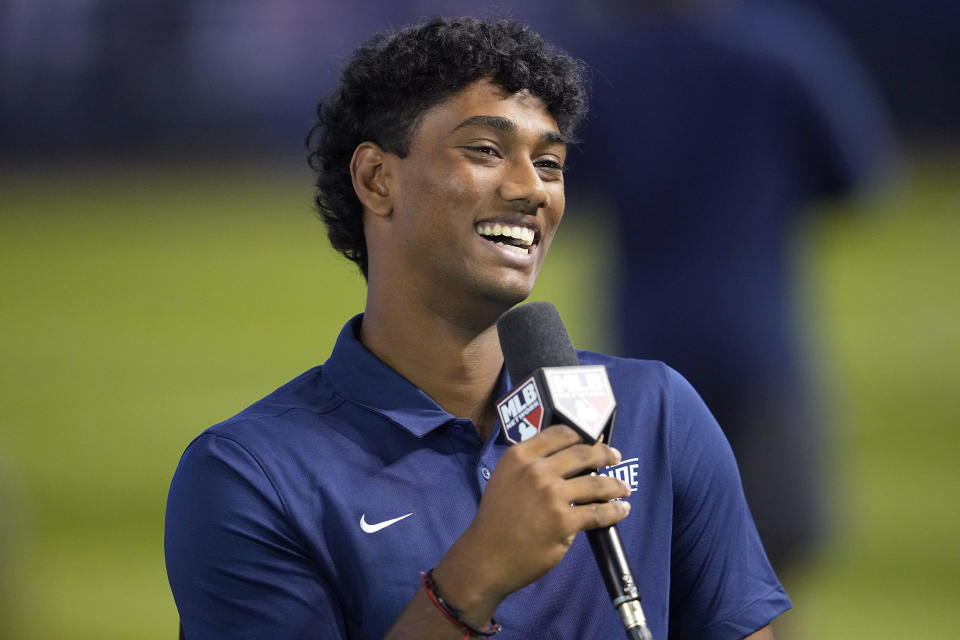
left=376, top=78, right=567, bottom=322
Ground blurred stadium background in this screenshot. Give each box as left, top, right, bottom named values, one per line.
left=1, top=1, right=958, bottom=638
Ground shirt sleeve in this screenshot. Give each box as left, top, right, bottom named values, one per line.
left=664, top=367, right=792, bottom=639
left=164, top=432, right=347, bottom=640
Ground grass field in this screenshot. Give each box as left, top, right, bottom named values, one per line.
left=0, top=151, right=957, bottom=639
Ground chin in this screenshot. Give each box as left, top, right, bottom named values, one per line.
left=434, top=265, right=541, bottom=326
left=479, top=276, right=536, bottom=310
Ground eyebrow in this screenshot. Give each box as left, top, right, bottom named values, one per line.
left=450, top=115, right=568, bottom=146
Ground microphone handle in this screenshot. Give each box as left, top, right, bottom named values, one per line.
left=585, top=526, right=653, bottom=640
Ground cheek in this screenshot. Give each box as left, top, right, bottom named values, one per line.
left=533, top=205, right=564, bottom=264
left=395, top=167, right=484, bottom=257
left=543, top=192, right=565, bottom=237
left=552, top=193, right=565, bottom=223
left=410, top=164, right=482, bottom=213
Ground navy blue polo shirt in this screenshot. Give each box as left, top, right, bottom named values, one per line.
left=165, top=315, right=790, bottom=639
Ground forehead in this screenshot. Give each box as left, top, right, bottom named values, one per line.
left=412, top=78, right=561, bottom=145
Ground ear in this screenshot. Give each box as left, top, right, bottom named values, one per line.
left=350, top=142, right=393, bottom=218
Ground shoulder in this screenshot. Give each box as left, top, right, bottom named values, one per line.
left=576, top=350, right=711, bottom=439
left=577, top=350, right=728, bottom=471
left=219, top=365, right=342, bottom=423
left=202, top=364, right=342, bottom=443
left=168, top=363, right=376, bottom=549
left=576, top=349, right=667, bottom=380
left=576, top=350, right=705, bottom=414
left=173, top=365, right=353, bottom=497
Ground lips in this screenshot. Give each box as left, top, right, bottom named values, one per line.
left=474, top=222, right=537, bottom=255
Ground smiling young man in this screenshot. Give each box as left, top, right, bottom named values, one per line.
left=165, top=17, right=790, bottom=640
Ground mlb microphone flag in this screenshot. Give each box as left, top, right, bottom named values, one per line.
left=497, top=364, right=617, bottom=445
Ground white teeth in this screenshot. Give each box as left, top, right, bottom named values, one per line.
left=475, top=223, right=535, bottom=247
left=495, top=241, right=530, bottom=255
left=516, top=226, right=534, bottom=245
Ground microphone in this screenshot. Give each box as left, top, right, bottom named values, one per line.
left=496, top=302, right=653, bottom=640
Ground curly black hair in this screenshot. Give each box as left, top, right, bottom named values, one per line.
left=305, top=16, right=589, bottom=278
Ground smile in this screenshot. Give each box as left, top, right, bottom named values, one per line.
left=475, top=223, right=536, bottom=255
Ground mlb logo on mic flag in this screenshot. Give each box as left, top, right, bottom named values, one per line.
left=497, top=377, right=544, bottom=444
left=542, top=365, right=616, bottom=443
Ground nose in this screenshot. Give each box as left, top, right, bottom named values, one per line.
left=498, top=158, right=548, bottom=211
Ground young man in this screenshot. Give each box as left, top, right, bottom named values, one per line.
left=165, top=17, right=790, bottom=639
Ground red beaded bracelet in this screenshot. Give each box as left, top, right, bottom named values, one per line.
left=421, top=569, right=502, bottom=638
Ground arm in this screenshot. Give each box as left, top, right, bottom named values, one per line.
left=745, top=625, right=774, bottom=640
left=165, top=433, right=348, bottom=639
left=385, top=424, right=631, bottom=639
left=665, top=366, right=791, bottom=639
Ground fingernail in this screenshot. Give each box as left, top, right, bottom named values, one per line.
left=610, top=447, right=622, bottom=464
left=620, top=500, right=631, bottom=514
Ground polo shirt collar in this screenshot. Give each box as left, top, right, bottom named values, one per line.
left=323, top=314, right=511, bottom=438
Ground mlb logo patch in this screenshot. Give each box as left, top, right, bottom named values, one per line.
left=542, top=365, right=616, bottom=444
left=497, top=377, right=544, bottom=444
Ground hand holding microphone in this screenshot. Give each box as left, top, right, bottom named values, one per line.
left=430, top=302, right=650, bottom=639
left=495, top=302, right=653, bottom=640
left=432, top=421, right=631, bottom=631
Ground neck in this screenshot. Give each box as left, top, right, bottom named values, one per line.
left=360, top=293, right=507, bottom=441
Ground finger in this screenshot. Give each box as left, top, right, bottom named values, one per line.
left=544, top=441, right=622, bottom=478
left=570, top=499, right=632, bottom=531
left=515, top=423, right=584, bottom=457
left=564, top=474, right=632, bottom=505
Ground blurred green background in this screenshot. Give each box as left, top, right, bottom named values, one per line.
left=0, top=149, right=958, bottom=639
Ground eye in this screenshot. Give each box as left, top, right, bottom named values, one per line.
left=535, top=158, right=566, bottom=179
left=465, top=145, right=503, bottom=158
left=535, top=159, right=566, bottom=172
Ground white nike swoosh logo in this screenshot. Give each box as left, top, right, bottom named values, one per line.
left=360, top=512, right=413, bottom=534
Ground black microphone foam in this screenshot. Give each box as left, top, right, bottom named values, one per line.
left=497, top=302, right=579, bottom=382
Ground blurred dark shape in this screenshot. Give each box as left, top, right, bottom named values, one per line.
left=7, top=0, right=946, bottom=154
left=0, top=0, right=373, bottom=150
left=0, top=1, right=193, bottom=149
left=560, top=0, right=896, bottom=573
left=801, top=0, right=960, bottom=138
left=0, top=0, right=560, bottom=153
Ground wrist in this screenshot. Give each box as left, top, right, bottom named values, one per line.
left=422, top=569, right=501, bottom=637
left=429, top=556, right=502, bottom=629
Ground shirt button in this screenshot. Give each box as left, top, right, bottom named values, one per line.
left=451, top=423, right=464, bottom=434
left=480, top=467, right=491, bottom=480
